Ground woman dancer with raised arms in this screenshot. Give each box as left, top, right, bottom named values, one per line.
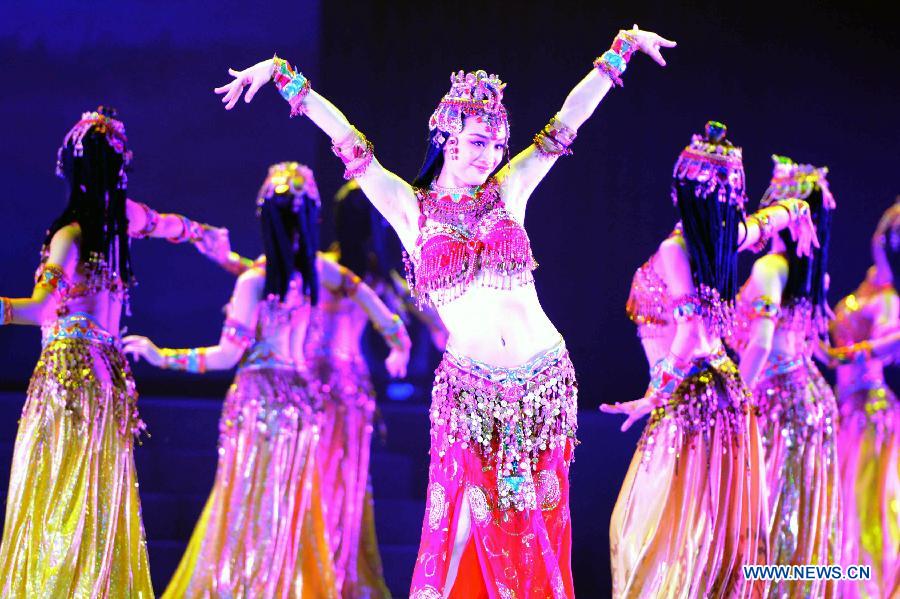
left=214, top=24, right=674, bottom=598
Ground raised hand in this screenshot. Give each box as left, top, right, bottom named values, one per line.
left=214, top=59, right=276, bottom=110
left=195, top=226, right=232, bottom=264
left=785, top=199, right=820, bottom=257
left=629, top=24, right=677, bottom=67
left=122, top=335, right=164, bottom=367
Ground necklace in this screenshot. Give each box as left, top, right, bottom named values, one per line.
left=430, top=181, right=480, bottom=203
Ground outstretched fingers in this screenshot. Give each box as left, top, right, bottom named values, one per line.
left=656, top=35, right=678, bottom=48
left=244, top=78, right=265, bottom=104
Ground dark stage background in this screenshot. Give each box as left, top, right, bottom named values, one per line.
left=1, top=1, right=898, bottom=596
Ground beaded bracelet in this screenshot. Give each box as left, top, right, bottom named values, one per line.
left=161, top=347, right=207, bottom=373
left=222, top=251, right=255, bottom=276
left=272, top=55, right=311, bottom=117
left=131, top=201, right=161, bottom=239
left=376, top=314, right=410, bottom=352
left=648, top=355, right=688, bottom=398
left=167, top=215, right=205, bottom=244
left=593, top=30, right=639, bottom=87
left=748, top=212, right=775, bottom=253
left=0, top=297, right=12, bottom=325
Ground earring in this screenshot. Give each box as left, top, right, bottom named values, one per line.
left=448, top=138, right=459, bottom=160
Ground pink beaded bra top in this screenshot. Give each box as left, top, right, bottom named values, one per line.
left=830, top=281, right=892, bottom=348
left=405, top=177, right=537, bottom=308
left=626, top=254, right=672, bottom=339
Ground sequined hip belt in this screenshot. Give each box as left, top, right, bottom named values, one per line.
left=307, top=347, right=362, bottom=364
left=761, top=353, right=806, bottom=379
left=432, top=337, right=578, bottom=511
left=838, top=377, right=888, bottom=397
left=646, top=348, right=750, bottom=442
left=41, top=312, right=118, bottom=348
left=443, top=337, right=568, bottom=385
left=238, top=342, right=298, bottom=372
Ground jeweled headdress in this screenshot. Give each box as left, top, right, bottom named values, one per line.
left=429, top=70, right=509, bottom=144
left=257, top=161, right=320, bottom=212
left=760, top=154, right=833, bottom=208
left=56, top=107, right=132, bottom=185
left=672, top=121, right=746, bottom=209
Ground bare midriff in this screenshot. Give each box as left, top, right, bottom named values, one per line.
left=56, top=284, right=124, bottom=334
left=769, top=327, right=811, bottom=359
left=436, top=281, right=561, bottom=367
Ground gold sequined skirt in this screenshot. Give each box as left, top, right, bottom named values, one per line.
left=753, top=356, right=841, bottom=598
left=0, top=335, right=152, bottom=598
left=610, top=352, right=768, bottom=599
left=162, top=366, right=336, bottom=599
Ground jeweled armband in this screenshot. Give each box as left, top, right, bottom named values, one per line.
left=749, top=295, right=780, bottom=320
left=747, top=212, right=775, bottom=253
left=221, top=318, right=255, bottom=348
left=332, top=127, right=374, bottom=180
left=672, top=297, right=701, bottom=323
left=593, top=30, right=639, bottom=87
left=34, top=263, right=70, bottom=297
left=272, top=55, right=311, bottom=117
left=161, top=347, right=207, bottom=373
left=533, top=114, right=577, bottom=158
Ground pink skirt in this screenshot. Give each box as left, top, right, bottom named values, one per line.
left=410, top=339, right=578, bottom=599
left=310, top=354, right=389, bottom=598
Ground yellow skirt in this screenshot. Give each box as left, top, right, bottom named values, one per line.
left=0, top=335, right=153, bottom=598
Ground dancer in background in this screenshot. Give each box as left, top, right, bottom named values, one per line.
left=603, top=122, right=819, bottom=597
left=730, top=155, right=840, bottom=598
left=124, top=162, right=345, bottom=597
left=332, top=179, right=448, bottom=352
left=213, top=23, right=674, bottom=597
left=195, top=168, right=414, bottom=598
left=828, top=200, right=900, bottom=599
left=0, top=107, right=218, bottom=596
